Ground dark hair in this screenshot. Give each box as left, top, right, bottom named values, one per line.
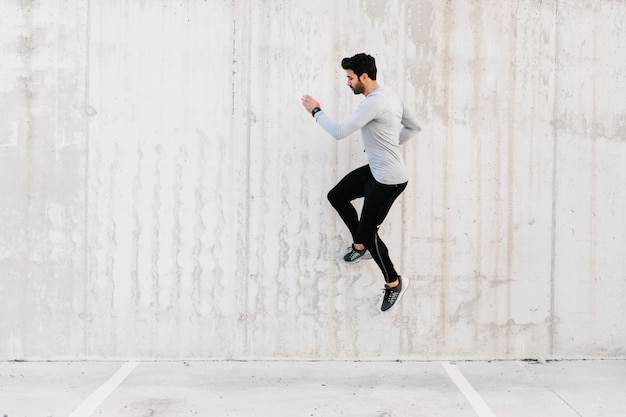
left=341, top=53, right=377, bottom=80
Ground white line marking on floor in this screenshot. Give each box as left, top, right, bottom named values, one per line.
left=68, top=361, right=139, bottom=417
left=442, top=361, right=497, bottom=417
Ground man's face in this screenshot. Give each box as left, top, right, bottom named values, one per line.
left=346, top=69, right=364, bottom=95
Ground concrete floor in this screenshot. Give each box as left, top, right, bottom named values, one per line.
left=0, top=360, right=624, bottom=417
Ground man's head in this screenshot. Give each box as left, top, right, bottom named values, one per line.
left=341, top=53, right=378, bottom=95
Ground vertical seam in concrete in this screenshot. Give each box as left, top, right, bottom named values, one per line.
left=440, top=0, right=453, bottom=343
left=472, top=1, right=483, bottom=344
left=18, top=0, right=35, bottom=361
left=549, top=0, right=561, bottom=357
left=243, top=2, right=253, bottom=358
left=231, top=0, right=252, bottom=356
left=83, top=0, right=91, bottom=360
left=505, top=0, right=521, bottom=356
left=328, top=1, right=341, bottom=359
left=588, top=5, right=599, bottom=334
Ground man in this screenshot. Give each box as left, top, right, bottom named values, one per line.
left=301, top=53, right=421, bottom=312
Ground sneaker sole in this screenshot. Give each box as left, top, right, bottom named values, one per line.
left=382, top=277, right=410, bottom=312
left=343, top=258, right=362, bottom=264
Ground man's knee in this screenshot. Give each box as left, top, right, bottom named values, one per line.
left=327, top=188, right=339, bottom=205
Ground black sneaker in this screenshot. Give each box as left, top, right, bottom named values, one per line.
left=381, top=276, right=409, bottom=312
left=343, top=244, right=370, bottom=263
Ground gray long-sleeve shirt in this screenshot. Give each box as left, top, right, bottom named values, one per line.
left=314, top=86, right=421, bottom=185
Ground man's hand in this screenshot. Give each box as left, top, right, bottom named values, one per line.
left=301, top=94, right=321, bottom=114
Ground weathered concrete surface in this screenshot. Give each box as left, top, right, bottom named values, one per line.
left=0, top=0, right=624, bottom=360
left=1, top=360, right=625, bottom=417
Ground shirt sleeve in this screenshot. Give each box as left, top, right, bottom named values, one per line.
left=314, top=98, right=381, bottom=140
left=398, top=102, right=422, bottom=145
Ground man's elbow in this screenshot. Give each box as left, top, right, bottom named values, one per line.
left=326, top=129, right=349, bottom=140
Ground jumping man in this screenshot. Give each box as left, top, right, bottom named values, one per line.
left=301, top=53, right=421, bottom=312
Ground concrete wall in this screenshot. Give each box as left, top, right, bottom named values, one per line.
left=1, top=0, right=624, bottom=361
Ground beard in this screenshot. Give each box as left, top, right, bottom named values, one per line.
left=350, top=81, right=364, bottom=95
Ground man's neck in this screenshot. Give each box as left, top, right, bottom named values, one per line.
left=363, top=81, right=380, bottom=97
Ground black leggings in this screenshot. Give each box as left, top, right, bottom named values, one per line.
left=327, top=165, right=407, bottom=283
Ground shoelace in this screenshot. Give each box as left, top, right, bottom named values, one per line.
left=382, top=286, right=400, bottom=303
left=347, top=247, right=364, bottom=260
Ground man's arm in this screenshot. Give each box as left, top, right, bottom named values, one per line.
left=399, top=102, right=421, bottom=145
left=314, top=102, right=378, bottom=140
left=301, top=94, right=379, bottom=140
